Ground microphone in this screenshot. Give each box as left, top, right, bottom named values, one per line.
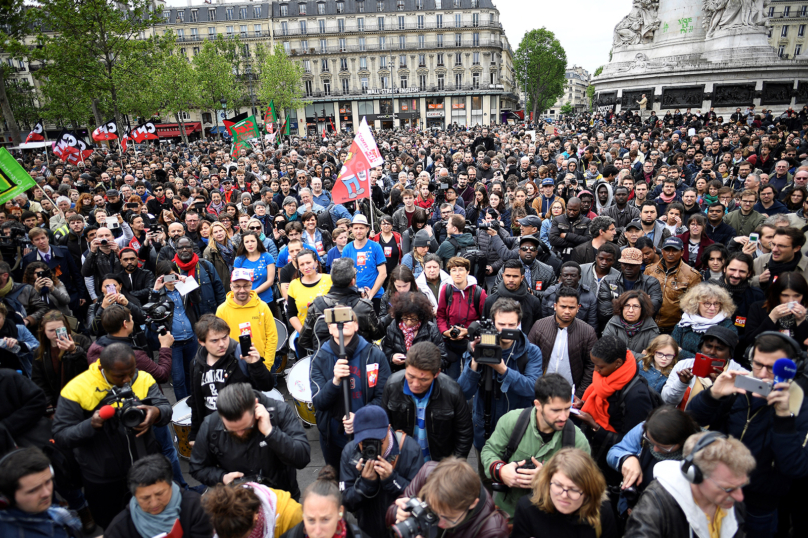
left=773, top=358, right=798, bottom=388
left=99, top=405, right=116, bottom=420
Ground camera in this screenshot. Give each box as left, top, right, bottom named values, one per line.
left=467, top=319, right=521, bottom=366
left=478, top=221, right=500, bottom=232
left=390, top=498, right=439, bottom=538
left=491, top=460, right=536, bottom=492
left=143, top=296, right=174, bottom=336
left=0, top=225, right=31, bottom=250
left=608, top=485, right=640, bottom=509
left=449, top=326, right=461, bottom=339
left=361, top=438, right=382, bottom=462
left=103, top=384, right=146, bottom=429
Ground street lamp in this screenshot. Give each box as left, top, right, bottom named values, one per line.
left=219, top=97, right=227, bottom=140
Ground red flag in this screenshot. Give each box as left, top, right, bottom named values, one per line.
left=330, top=119, right=384, bottom=204
left=129, top=122, right=159, bottom=143
left=92, top=119, right=119, bottom=141
left=329, top=117, right=336, bottom=133
left=25, top=120, right=45, bottom=143
left=52, top=130, right=93, bottom=164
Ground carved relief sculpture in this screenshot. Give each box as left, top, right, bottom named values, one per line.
left=704, top=0, right=768, bottom=38
left=613, top=0, right=661, bottom=47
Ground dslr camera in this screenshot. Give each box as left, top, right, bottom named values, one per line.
left=467, top=319, right=521, bottom=366
left=477, top=221, right=500, bottom=232
left=390, top=498, right=439, bottom=538
left=143, top=295, right=174, bottom=336
left=491, top=460, right=536, bottom=492
left=104, top=384, right=146, bottom=429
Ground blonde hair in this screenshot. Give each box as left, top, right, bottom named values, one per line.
left=684, top=432, right=756, bottom=479
left=679, top=282, right=736, bottom=318
left=544, top=198, right=566, bottom=220
left=642, top=335, right=679, bottom=376
left=530, top=448, right=607, bottom=537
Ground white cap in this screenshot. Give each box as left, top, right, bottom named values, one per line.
left=231, top=268, right=254, bottom=283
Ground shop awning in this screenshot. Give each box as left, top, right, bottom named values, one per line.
left=154, top=122, right=202, bottom=138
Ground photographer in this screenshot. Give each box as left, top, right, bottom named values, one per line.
left=434, top=215, right=476, bottom=267
left=458, top=298, right=543, bottom=453
left=22, top=227, right=86, bottom=314
left=80, top=226, right=125, bottom=299
left=52, top=342, right=172, bottom=529
left=385, top=457, right=508, bottom=538
left=189, top=382, right=310, bottom=499
left=339, top=405, right=425, bottom=537
left=89, top=273, right=147, bottom=336
left=0, top=220, right=29, bottom=279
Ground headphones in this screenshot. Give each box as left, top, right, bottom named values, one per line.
left=742, top=331, right=808, bottom=368
left=0, top=448, right=55, bottom=509
left=680, top=431, right=727, bottom=484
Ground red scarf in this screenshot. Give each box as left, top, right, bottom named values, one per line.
left=173, top=253, right=199, bottom=278
left=581, top=351, right=637, bottom=433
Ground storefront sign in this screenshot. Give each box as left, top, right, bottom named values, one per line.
left=427, top=103, right=444, bottom=109
left=426, top=111, right=444, bottom=118
left=366, top=88, right=420, bottom=95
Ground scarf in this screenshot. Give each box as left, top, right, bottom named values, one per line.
left=678, top=312, right=727, bottom=333
left=0, top=278, right=13, bottom=298
left=581, top=352, right=637, bottom=433
left=241, top=483, right=278, bottom=538
left=619, top=317, right=644, bottom=338
left=306, top=518, right=347, bottom=538
left=129, top=482, right=182, bottom=538
left=173, top=252, right=199, bottom=278
left=721, top=278, right=749, bottom=298
left=768, top=251, right=802, bottom=281
left=703, top=193, right=718, bottom=206
left=209, top=200, right=224, bottom=214
left=399, top=320, right=421, bottom=351
left=649, top=448, right=683, bottom=461
left=658, top=192, right=676, bottom=203
left=217, top=240, right=235, bottom=268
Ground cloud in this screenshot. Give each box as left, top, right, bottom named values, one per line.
left=497, top=0, right=633, bottom=74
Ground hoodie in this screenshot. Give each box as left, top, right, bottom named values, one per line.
left=595, top=183, right=614, bottom=214
left=215, top=290, right=278, bottom=370
left=434, top=232, right=477, bottom=266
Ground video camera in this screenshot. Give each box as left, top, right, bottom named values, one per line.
left=0, top=225, right=31, bottom=250
left=143, top=295, right=174, bottom=336
left=467, top=319, right=521, bottom=366
left=390, top=498, right=440, bottom=538
left=103, top=384, right=146, bottom=429
left=477, top=221, right=500, bottom=232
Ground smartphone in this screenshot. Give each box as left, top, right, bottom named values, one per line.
left=734, top=374, right=772, bottom=397
left=324, top=306, right=353, bottom=324
left=749, top=232, right=759, bottom=244
left=126, top=203, right=139, bottom=209
left=163, top=274, right=178, bottom=283
left=105, top=284, right=116, bottom=296
left=239, top=333, right=252, bottom=357
left=692, top=353, right=727, bottom=377
left=788, top=301, right=798, bottom=310
left=55, top=327, right=68, bottom=341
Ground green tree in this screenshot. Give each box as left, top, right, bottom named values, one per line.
left=560, top=102, right=574, bottom=115
left=193, top=40, right=240, bottom=139
left=514, top=28, right=567, bottom=120
left=594, top=66, right=604, bottom=77
left=210, top=34, right=249, bottom=115
left=0, top=0, right=29, bottom=143
left=154, top=52, right=200, bottom=146
left=255, top=44, right=309, bottom=120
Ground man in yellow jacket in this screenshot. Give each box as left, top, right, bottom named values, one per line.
left=216, top=268, right=278, bottom=372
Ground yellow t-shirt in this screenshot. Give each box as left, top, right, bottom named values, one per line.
left=705, top=507, right=726, bottom=538
left=287, top=274, right=333, bottom=323
left=273, top=488, right=303, bottom=536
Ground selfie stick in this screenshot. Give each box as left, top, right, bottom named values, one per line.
left=336, top=320, right=353, bottom=440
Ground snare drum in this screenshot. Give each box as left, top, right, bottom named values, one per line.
left=286, top=357, right=316, bottom=425
left=171, top=397, right=193, bottom=460
left=263, top=388, right=284, bottom=404
left=275, top=318, right=288, bottom=351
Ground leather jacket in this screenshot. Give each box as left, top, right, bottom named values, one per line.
left=643, top=260, right=702, bottom=329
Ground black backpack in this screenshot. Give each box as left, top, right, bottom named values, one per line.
left=448, top=236, right=486, bottom=284
left=501, top=407, right=577, bottom=463
left=616, top=373, right=664, bottom=415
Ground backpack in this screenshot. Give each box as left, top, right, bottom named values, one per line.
left=448, top=236, right=486, bottom=284
left=440, top=282, right=484, bottom=319
left=501, top=407, right=577, bottom=463
left=615, top=373, right=664, bottom=417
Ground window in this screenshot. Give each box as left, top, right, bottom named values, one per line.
left=239, top=7, right=247, bottom=19
left=358, top=1, right=365, bottom=13
left=799, top=24, right=806, bottom=37
left=240, top=25, right=247, bottom=37
left=784, top=6, right=791, bottom=16
left=319, top=20, right=326, bottom=33
left=472, top=72, right=480, bottom=89
left=418, top=34, right=425, bottom=48
left=473, top=32, right=479, bottom=46
left=400, top=75, right=408, bottom=88
left=322, top=58, right=329, bottom=71
left=361, top=77, right=369, bottom=91
left=303, top=60, right=311, bottom=72
left=455, top=13, right=461, bottom=27
left=378, top=17, right=385, bottom=30
left=359, top=37, right=366, bottom=50
left=299, top=3, right=307, bottom=15
left=436, top=14, right=443, bottom=28
left=337, top=2, right=345, bottom=14
left=227, top=25, right=234, bottom=35
left=437, top=52, right=444, bottom=65
left=796, top=44, right=802, bottom=56
left=280, top=4, right=288, bottom=16
left=455, top=73, right=462, bottom=86
left=301, top=39, right=309, bottom=49
left=380, top=35, right=386, bottom=49
left=254, top=24, right=261, bottom=36
left=226, top=7, right=234, bottom=20
left=340, top=38, right=347, bottom=51
left=399, top=54, right=406, bottom=67
left=177, top=28, right=185, bottom=39
left=490, top=71, right=496, bottom=84
left=177, top=11, right=184, bottom=23
left=455, top=33, right=461, bottom=46
left=338, top=19, right=345, bottom=32
left=380, top=56, right=388, bottom=68
left=299, top=20, right=307, bottom=33
left=202, top=112, right=212, bottom=123
left=380, top=99, right=393, bottom=114
left=209, top=8, right=216, bottom=20
left=399, top=16, right=405, bottom=29
left=320, top=39, right=327, bottom=53
left=769, top=6, right=775, bottom=16
left=180, top=47, right=186, bottom=56
left=254, top=6, right=261, bottom=18
left=342, top=78, right=349, bottom=93
left=242, top=43, right=250, bottom=57
left=281, top=21, right=288, bottom=35
left=323, top=80, right=331, bottom=95
left=377, top=1, right=384, bottom=12
left=190, top=10, right=198, bottom=22
left=305, top=80, right=313, bottom=96
left=419, top=74, right=426, bottom=88
left=455, top=53, right=462, bottom=65
left=360, top=56, right=367, bottom=69
left=398, top=0, right=406, bottom=10
left=284, top=41, right=291, bottom=53
left=436, top=34, right=444, bottom=47
left=778, top=45, right=785, bottom=56
left=318, top=2, right=326, bottom=15
left=190, top=27, right=198, bottom=38
left=340, top=57, right=348, bottom=70
left=417, top=15, right=424, bottom=29
left=208, top=27, right=216, bottom=37
left=802, top=6, right=807, bottom=16
left=437, top=74, right=445, bottom=90
left=399, top=35, right=406, bottom=49
left=358, top=18, right=365, bottom=31
left=419, top=54, right=425, bottom=66
left=435, top=0, right=442, bottom=7
left=472, top=13, right=479, bottom=27
left=782, top=25, right=789, bottom=37
left=454, top=0, right=460, bottom=7
left=380, top=75, right=390, bottom=88
left=471, top=0, right=479, bottom=7
left=416, top=0, right=423, bottom=9
left=473, top=52, right=479, bottom=64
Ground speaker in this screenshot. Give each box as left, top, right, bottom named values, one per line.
left=680, top=431, right=727, bottom=484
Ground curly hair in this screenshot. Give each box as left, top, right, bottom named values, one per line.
left=202, top=484, right=262, bottom=538
left=679, top=282, right=736, bottom=317
left=23, top=261, right=61, bottom=287
left=390, top=291, right=434, bottom=322
left=641, top=335, right=680, bottom=376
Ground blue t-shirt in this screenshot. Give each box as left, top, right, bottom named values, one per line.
left=234, top=252, right=276, bottom=303
left=342, top=240, right=386, bottom=299
left=276, top=243, right=322, bottom=269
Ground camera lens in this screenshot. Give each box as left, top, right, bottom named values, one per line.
left=120, top=404, right=145, bottom=429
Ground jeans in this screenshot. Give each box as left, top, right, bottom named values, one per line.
left=153, top=424, right=187, bottom=488
left=171, top=338, right=198, bottom=401
left=746, top=508, right=778, bottom=538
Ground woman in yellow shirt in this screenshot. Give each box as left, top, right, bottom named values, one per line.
left=203, top=481, right=302, bottom=538
left=287, top=249, right=332, bottom=336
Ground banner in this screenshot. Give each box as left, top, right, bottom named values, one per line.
left=227, top=115, right=261, bottom=158
left=278, top=115, right=290, bottom=136
left=222, top=112, right=248, bottom=132
left=264, top=101, right=277, bottom=133
left=0, top=148, right=37, bottom=204
left=92, top=118, right=119, bottom=141
left=331, top=117, right=384, bottom=204
left=597, top=105, right=614, bottom=116
left=25, top=120, right=45, bottom=143
left=52, top=130, right=93, bottom=165
left=129, top=122, right=159, bottom=143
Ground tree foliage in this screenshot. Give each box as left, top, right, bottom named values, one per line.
left=560, top=102, right=574, bottom=115
left=256, top=44, right=310, bottom=118
left=154, top=53, right=200, bottom=146
left=193, top=40, right=240, bottom=135
left=514, top=28, right=567, bottom=120
left=0, top=0, right=29, bottom=142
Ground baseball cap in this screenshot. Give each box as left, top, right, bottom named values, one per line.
left=701, top=325, right=739, bottom=351
left=541, top=178, right=555, bottom=186
left=625, top=219, right=642, bottom=231
left=351, top=214, right=369, bottom=227
left=231, top=268, right=253, bottom=283
left=106, top=189, right=120, bottom=197
left=661, top=237, right=684, bottom=251
left=518, top=215, right=542, bottom=228
left=353, top=405, right=389, bottom=443
left=618, top=247, right=643, bottom=265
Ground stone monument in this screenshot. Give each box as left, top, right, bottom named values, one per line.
left=593, top=0, right=808, bottom=115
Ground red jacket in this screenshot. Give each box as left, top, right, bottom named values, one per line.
left=370, top=231, right=403, bottom=265
left=676, top=231, right=714, bottom=270
left=87, top=340, right=173, bottom=386
left=436, top=282, right=486, bottom=333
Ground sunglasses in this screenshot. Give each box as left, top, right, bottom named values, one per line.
left=248, top=226, right=262, bottom=231
left=520, top=246, right=538, bottom=252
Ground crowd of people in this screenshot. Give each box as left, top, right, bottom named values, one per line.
left=1, top=102, right=808, bottom=538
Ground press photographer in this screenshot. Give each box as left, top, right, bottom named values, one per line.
left=52, top=342, right=172, bottom=529
left=385, top=457, right=508, bottom=538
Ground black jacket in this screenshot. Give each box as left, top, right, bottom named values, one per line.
left=483, top=280, right=543, bottom=334
left=187, top=339, right=275, bottom=441
left=549, top=214, right=592, bottom=257
left=512, top=495, right=618, bottom=538
left=80, top=249, right=123, bottom=297
left=104, top=489, right=213, bottom=538
left=116, top=267, right=155, bottom=305
left=710, top=278, right=764, bottom=358
left=22, top=245, right=87, bottom=303
left=382, top=371, right=473, bottom=461
left=298, top=285, right=384, bottom=353
left=30, top=333, right=92, bottom=407
left=382, top=320, right=447, bottom=372
left=0, top=370, right=51, bottom=455
left=189, top=390, right=311, bottom=499
left=59, top=230, right=90, bottom=271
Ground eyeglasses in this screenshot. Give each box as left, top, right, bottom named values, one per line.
left=642, top=432, right=677, bottom=453
left=654, top=351, right=676, bottom=362
left=751, top=360, right=774, bottom=374
left=623, top=304, right=641, bottom=310
left=701, top=301, right=720, bottom=309
left=549, top=482, right=584, bottom=500
left=520, top=246, right=537, bottom=252
left=706, top=475, right=748, bottom=494
left=248, top=226, right=262, bottom=231
left=401, top=316, right=420, bottom=324
left=435, top=506, right=471, bottom=526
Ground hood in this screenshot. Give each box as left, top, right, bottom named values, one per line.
left=416, top=270, right=452, bottom=287
left=317, top=334, right=371, bottom=360
left=224, top=290, right=262, bottom=309
left=95, top=334, right=134, bottom=349
left=453, top=233, right=476, bottom=247
left=595, top=183, right=614, bottom=212
left=654, top=460, right=739, bottom=538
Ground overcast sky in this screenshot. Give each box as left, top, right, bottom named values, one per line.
left=496, top=0, right=633, bottom=75
left=161, top=0, right=631, bottom=74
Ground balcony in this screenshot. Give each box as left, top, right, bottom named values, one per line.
left=302, top=83, right=507, bottom=100
left=288, top=38, right=502, bottom=56
left=275, top=19, right=502, bottom=37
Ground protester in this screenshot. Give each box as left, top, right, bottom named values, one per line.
left=670, top=282, right=737, bottom=358
left=202, top=480, right=302, bottom=538
left=602, top=290, right=660, bottom=358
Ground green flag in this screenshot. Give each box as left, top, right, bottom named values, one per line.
left=264, top=100, right=277, bottom=132
left=227, top=115, right=261, bottom=158
left=0, top=148, right=37, bottom=205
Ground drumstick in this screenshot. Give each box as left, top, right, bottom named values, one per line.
left=174, top=413, right=192, bottom=422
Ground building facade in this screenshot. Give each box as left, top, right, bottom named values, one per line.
left=546, top=65, right=590, bottom=118
left=272, top=0, right=518, bottom=134
left=766, top=1, right=807, bottom=59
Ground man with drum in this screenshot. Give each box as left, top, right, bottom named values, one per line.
left=185, top=314, right=275, bottom=448
left=216, top=268, right=280, bottom=373
left=188, top=382, right=310, bottom=500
